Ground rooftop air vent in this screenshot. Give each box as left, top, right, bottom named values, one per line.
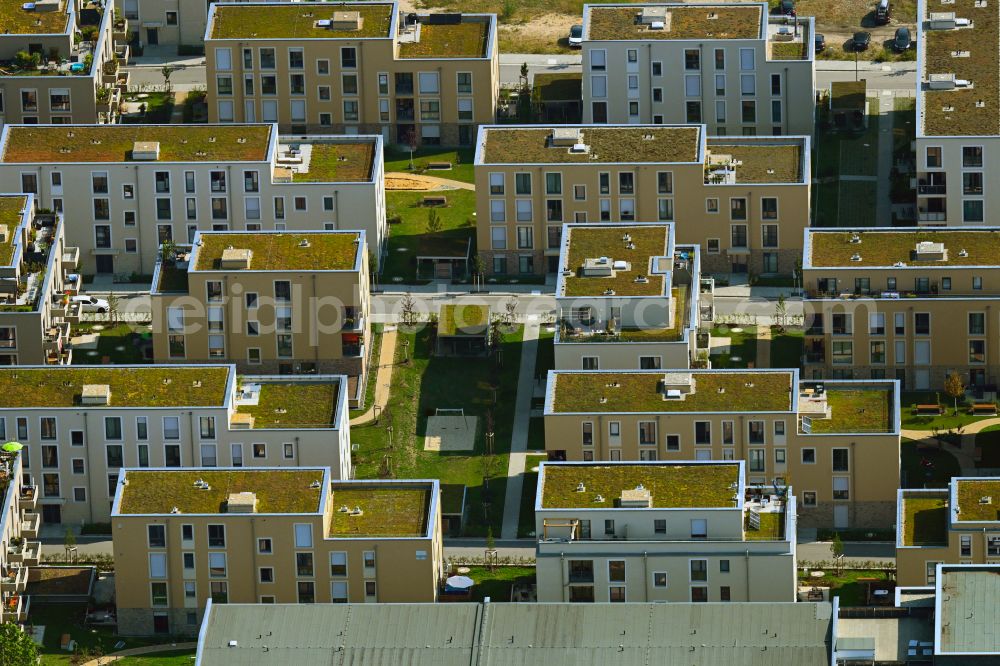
left=980, top=496, right=993, bottom=505
left=594, top=494, right=605, bottom=503
left=298, top=238, right=311, bottom=248
left=339, top=505, right=350, bottom=512
left=551, top=127, right=582, bottom=147
left=649, top=20, right=665, bottom=29
left=640, top=6, right=669, bottom=23
left=220, top=247, right=253, bottom=270
left=893, top=261, right=907, bottom=267
left=350, top=506, right=363, bottom=516
left=132, top=141, right=160, bottom=161
left=850, top=253, right=862, bottom=262
left=310, top=480, right=321, bottom=489
left=576, top=482, right=586, bottom=492
left=226, top=492, right=258, bottom=513
left=914, top=241, right=947, bottom=261
left=849, top=233, right=861, bottom=244
left=569, top=143, right=590, bottom=154
left=620, top=487, right=652, bottom=508
left=80, top=384, right=111, bottom=406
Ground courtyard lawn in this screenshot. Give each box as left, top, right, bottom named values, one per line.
left=975, top=425, right=1000, bottom=468
left=71, top=323, right=150, bottom=365
left=900, top=391, right=997, bottom=430
left=383, top=146, right=476, bottom=184
left=31, top=604, right=175, bottom=665
left=900, top=437, right=962, bottom=488
left=518, top=470, right=539, bottom=538
left=348, top=326, right=523, bottom=536
left=381, top=190, right=476, bottom=283
left=115, top=653, right=196, bottom=665
left=798, top=569, right=895, bottom=607
left=770, top=328, right=804, bottom=369
left=461, top=566, right=536, bottom=603
left=709, top=325, right=757, bottom=369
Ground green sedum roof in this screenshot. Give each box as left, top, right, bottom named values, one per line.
left=209, top=4, right=394, bottom=39
left=195, top=233, right=361, bottom=271
left=0, top=196, right=27, bottom=267
left=439, top=304, right=489, bottom=336
left=541, top=463, right=740, bottom=509
left=329, top=484, right=431, bottom=537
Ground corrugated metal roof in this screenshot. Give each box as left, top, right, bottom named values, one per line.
left=198, top=602, right=832, bottom=666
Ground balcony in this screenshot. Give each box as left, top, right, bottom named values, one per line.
left=19, top=486, right=36, bottom=510
left=113, top=16, right=129, bottom=41
left=19, top=513, right=39, bottom=539
left=43, top=321, right=71, bottom=353
left=804, top=352, right=826, bottom=364
left=96, top=86, right=120, bottom=114
left=101, top=57, right=119, bottom=85
left=0, top=567, right=27, bottom=594
left=115, top=44, right=130, bottom=65
left=918, top=211, right=947, bottom=223
left=917, top=184, right=946, bottom=195
left=62, top=246, right=79, bottom=270
left=2, top=592, right=29, bottom=623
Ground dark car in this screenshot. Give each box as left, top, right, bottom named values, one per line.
left=779, top=0, right=795, bottom=15
left=893, top=26, right=911, bottom=51
left=853, top=31, right=872, bottom=50
left=814, top=33, right=826, bottom=52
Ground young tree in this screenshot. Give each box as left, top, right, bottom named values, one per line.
left=0, top=622, right=39, bottom=666
left=472, top=253, right=486, bottom=277
left=426, top=207, right=442, bottom=235
left=107, top=291, right=120, bottom=327
left=944, top=371, right=966, bottom=415
left=503, top=296, right=518, bottom=327
left=399, top=292, right=417, bottom=328
left=774, top=294, right=787, bottom=331
left=831, top=532, right=844, bottom=574
left=161, top=65, right=178, bottom=91
left=64, top=526, right=76, bottom=561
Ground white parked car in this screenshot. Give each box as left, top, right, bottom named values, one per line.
left=71, top=295, right=110, bottom=313
left=568, top=24, right=583, bottom=47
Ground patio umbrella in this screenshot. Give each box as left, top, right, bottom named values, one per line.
left=1, top=442, right=23, bottom=452
left=445, top=575, right=474, bottom=590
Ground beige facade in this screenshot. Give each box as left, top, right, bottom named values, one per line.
left=203, top=2, right=499, bottom=146
left=915, top=0, right=996, bottom=226
left=1, top=451, right=41, bottom=625
left=0, top=195, right=79, bottom=365
left=896, top=480, right=1000, bottom=587
left=150, top=230, right=371, bottom=399
left=475, top=125, right=810, bottom=276
left=0, top=0, right=125, bottom=127
left=534, top=460, right=796, bottom=603
left=0, top=124, right=386, bottom=276
left=802, top=228, right=1000, bottom=389
left=580, top=3, right=815, bottom=136
left=544, top=369, right=901, bottom=528
left=553, top=223, right=708, bottom=371
left=112, top=468, right=443, bottom=636
left=0, top=365, right=353, bottom=526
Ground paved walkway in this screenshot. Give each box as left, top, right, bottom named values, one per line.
left=385, top=171, right=475, bottom=191
left=500, top=317, right=541, bottom=540
left=350, top=327, right=398, bottom=427
left=755, top=326, right=772, bottom=369
left=79, top=642, right=197, bottom=665
left=875, top=92, right=895, bottom=226
left=902, top=415, right=1000, bottom=474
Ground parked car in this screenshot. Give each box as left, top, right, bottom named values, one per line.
left=71, top=295, right=110, bottom=313
left=814, top=33, right=826, bottom=53
left=893, top=26, right=911, bottom=51
left=875, top=0, right=891, bottom=24
left=568, top=24, right=583, bottom=47
left=853, top=31, right=872, bottom=51
left=779, top=0, right=795, bottom=15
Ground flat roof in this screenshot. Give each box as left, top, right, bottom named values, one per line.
left=117, top=469, right=325, bottom=515
left=235, top=379, right=341, bottom=429
left=804, top=386, right=895, bottom=434
left=398, top=19, right=491, bottom=58
left=0, top=125, right=273, bottom=163
left=585, top=4, right=763, bottom=41
left=198, top=602, right=834, bottom=666
left=193, top=232, right=362, bottom=271
left=438, top=304, right=489, bottom=336
left=549, top=370, right=794, bottom=413
left=0, top=196, right=28, bottom=267
left=0, top=0, right=69, bottom=35
left=920, top=0, right=998, bottom=136
left=899, top=491, right=949, bottom=546
left=705, top=140, right=805, bottom=184
left=209, top=3, right=394, bottom=40
left=328, top=483, right=432, bottom=537
left=560, top=224, right=671, bottom=297
left=479, top=125, right=701, bottom=164
left=937, top=566, right=1000, bottom=654
left=0, top=366, right=232, bottom=408
left=954, top=479, right=1000, bottom=522
left=539, top=462, right=741, bottom=509
left=289, top=140, right=377, bottom=183
left=807, top=229, right=1000, bottom=268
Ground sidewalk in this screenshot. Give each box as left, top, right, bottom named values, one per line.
left=755, top=326, right=772, bottom=368
left=500, top=317, right=541, bottom=540
left=875, top=92, right=895, bottom=225
left=350, top=327, right=398, bottom=426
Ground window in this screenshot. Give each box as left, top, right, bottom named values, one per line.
left=964, top=200, right=984, bottom=223
left=690, top=559, right=708, bottom=581
left=740, top=74, right=755, bottom=95
left=748, top=420, right=765, bottom=444
left=739, top=48, right=755, bottom=70
left=802, top=448, right=816, bottom=464
left=684, top=49, right=700, bottom=70
left=638, top=421, right=656, bottom=445
left=690, top=519, right=707, bottom=539
left=258, top=538, right=272, bottom=554
left=148, top=525, right=166, bottom=548
left=654, top=519, right=666, bottom=534
left=104, top=417, right=122, bottom=441
left=259, top=567, right=274, bottom=584
left=915, top=313, right=931, bottom=335
left=871, top=341, right=886, bottom=364
left=685, top=74, right=700, bottom=97
left=963, top=146, right=984, bottom=167
left=833, top=477, right=850, bottom=500
left=208, top=525, right=226, bottom=548
left=686, top=101, right=701, bottom=123
left=330, top=551, right=347, bottom=576
left=296, top=552, right=314, bottom=577
left=418, top=71, right=439, bottom=94
left=294, top=524, right=313, bottom=549
left=590, top=49, right=606, bottom=71
left=695, top=421, right=711, bottom=445
left=741, top=100, right=756, bottom=123
left=832, top=448, right=850, bottom=472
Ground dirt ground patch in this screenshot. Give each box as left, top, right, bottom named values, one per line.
left=386, top=175, right=437, bottom=191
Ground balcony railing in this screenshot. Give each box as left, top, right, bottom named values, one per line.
left=0, top=567, right=27, bottom=594
left=1, top=592, right=29, bottom=623
left=19, top=486, right=35, bottom=510
left=19, top=513, right=39, bottom=539
left=918, top=211, right=947, bottom=222
left=917, top=184, right=946, bottom=195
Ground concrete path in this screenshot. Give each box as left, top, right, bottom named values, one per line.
left=500, top=317, right=541, bottom=540
left=385, top=171, right=475, bottom=191
left=755, top=326, right=772, bottom=369
left=796, top=539, right=895, bottom=565
left=875, top=93, right=895, bottom=226
left=350, top=327, right=398, bottom=427
left=79, top=642, right=197, bottom=666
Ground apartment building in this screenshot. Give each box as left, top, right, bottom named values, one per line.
left=802, top=228, right=1000, bottom=389
left=151, top=230, right=370, bottom=390
left=534, top=460, right=796, bottom=603
left=475, top=124, right=810, bottom=276
left=915, top=0, right=999, bottom=226
left=580, top=3, right=815, bottom=135
left=0, top=195, right=80, bottom=365
left=896, top=478, right=1000, bottom=587
left=554, top=222, right=707, bottom=370
left=0, top=124, right=386, bottom=276
left=544, top=369, right=901, bottom=528
left=203, top=2, right=499, bottom=146
left=0, top=451, right=41, bottom=625
left=0, top=0, right=125, bottom=127
left=112, top=467, right=443, bottom=635
left=0, top=365, right=353, bottom=526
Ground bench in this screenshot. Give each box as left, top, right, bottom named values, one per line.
left=971, top=403, right=997, bottom=415
left=914, top=404, right=943, bottom=415
left=422, top=195, right=447, bottom=207
left=427, top=161, right=452, bottom=170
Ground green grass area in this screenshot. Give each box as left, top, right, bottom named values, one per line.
left=900, top=437, right=962, bottom=488
left=744, top=511, right=785, bottom=541
left=541, top=463, right=740, bottom=508
left=810, top=388, right=894, bottom=434
left=383, top=147, right=475, bottom=184
left=518, top=470, right=538, bottom=538
left=123, top=92, right=174, bottom=124
left=381, top=189, right=476, bottom=283
left=237, top=381, right=339, bottom=429
left=348, top=326, right=523, bottom=536
left=462, top=566, right=536, bottom=603
left=527, top=416, right=545, bottom=450
left=398, top=21, right=489, bottom=58
left=439, top=304, right=489, bottom=336
left=294, top=142, right=375, bottom=183
left=329, top=484, right=430, bottom=536
left=770, top=328, right=803, bottom=369
left=816, top=528, right=896, bottom=541
left=838, top=180, right=878, bottom=227
left=900, top=392, right=996, bottom=430
left=196, top=232, right=360, bottom=270
left=349, top=324, right=384, bottom=419
left=812, top=98, right=880, bottom=227
left=72, top=323, right=150, bottom=365
left=115, top=652, right=196, bottom=665
left=809, top=230, right=1000, bottom=268
left=534, top=328, right=554, bottom=381
left=976, top=425, right=1000, bottom=468
left=562, top=226, right=669, bottom=297
left=893, top=97, right=916, bottom=155
left=797, top=569, right=894, bottom=607
left=210, top=4, right=392, bottom=39
left=31, top=604, right=176, bottom=665
left=955, top=479, right=1000, bottom=521
left=900, top=493, right=949, bottom=545
left=709, top=325, right=757, bottom=369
